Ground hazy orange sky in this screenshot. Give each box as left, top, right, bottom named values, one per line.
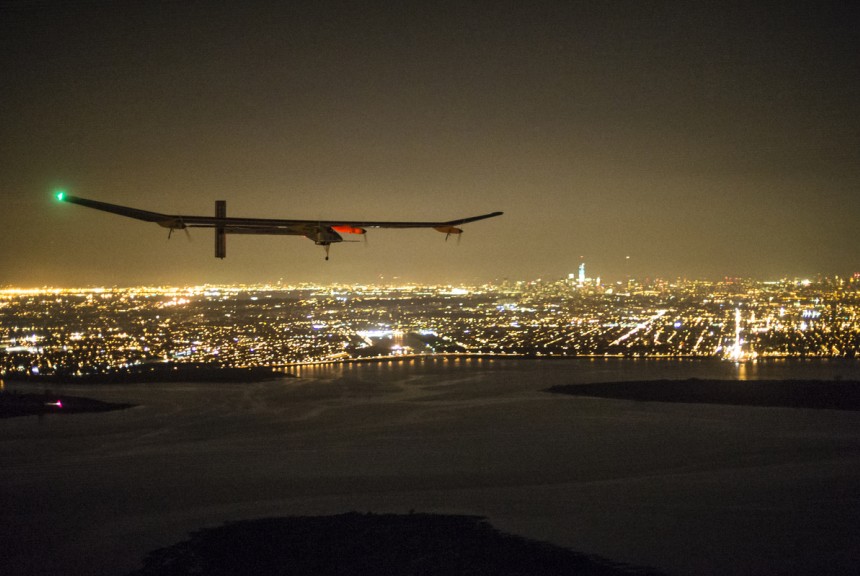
left=2, top=1, right=857, bottom=286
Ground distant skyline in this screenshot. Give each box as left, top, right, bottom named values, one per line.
left=2, top=1, right=858, bottom=286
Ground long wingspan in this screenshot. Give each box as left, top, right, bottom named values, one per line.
left=54, top=192, right=503, bottom=259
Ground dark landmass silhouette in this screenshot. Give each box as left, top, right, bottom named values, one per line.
left=3, top=363, right=289, bottom=384
left=0, top=391, right=135, bottom=418
left=127, top=512, right=662, bottom=576
left=547, top=378, right=860, bottom=410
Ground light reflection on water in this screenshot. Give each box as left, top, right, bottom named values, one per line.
left=291, top=356, right=860, bottom=384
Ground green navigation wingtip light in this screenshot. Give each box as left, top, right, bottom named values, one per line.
left=56, top=191, right=66, bottom=201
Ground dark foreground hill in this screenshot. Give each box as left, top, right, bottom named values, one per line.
left=128, top=512, right=662, bottom=576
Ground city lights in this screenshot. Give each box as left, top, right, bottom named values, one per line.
left=2, top=274, right=860, bottom=379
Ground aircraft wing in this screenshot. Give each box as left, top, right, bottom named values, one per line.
left=55, top=192, right=502, bottom=259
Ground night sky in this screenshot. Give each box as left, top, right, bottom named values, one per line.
left=2, top=1, right=858, bottom=286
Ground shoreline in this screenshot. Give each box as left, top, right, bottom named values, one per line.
left=1, top=364, right=291, bottom=385
left=4, top=354, right=857, bottom=385
left=275, top=352, right=860, bottom=369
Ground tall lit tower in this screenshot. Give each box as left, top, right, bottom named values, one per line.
left=729, top=308, right=744, bottom=361
left=578, top=262, right=586, bottom=285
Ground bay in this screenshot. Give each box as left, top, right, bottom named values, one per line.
left=2, top=358, right=859, bottom=575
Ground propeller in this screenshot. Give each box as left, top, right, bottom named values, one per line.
left=166, top=218, right=191, bottom=242
left=436, top=225, right=463, bottom=243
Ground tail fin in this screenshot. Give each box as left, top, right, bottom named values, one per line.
left=215, top=200, right=226, bottom=258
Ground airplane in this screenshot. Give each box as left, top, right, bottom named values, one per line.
left=54, top=191, right=503, bottom=260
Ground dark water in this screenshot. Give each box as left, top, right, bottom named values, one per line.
left=2, top=358, right=860, bottom=576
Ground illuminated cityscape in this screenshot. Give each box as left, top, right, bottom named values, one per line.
left=3, top=270, right=860, bottom=379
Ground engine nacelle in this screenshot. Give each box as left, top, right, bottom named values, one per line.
left=434, top=226, right=463, bottom=235
left=331, top=225, right=367, bottom=235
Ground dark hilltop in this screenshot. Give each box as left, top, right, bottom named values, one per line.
left=127, top=512, right=663, bottom=576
